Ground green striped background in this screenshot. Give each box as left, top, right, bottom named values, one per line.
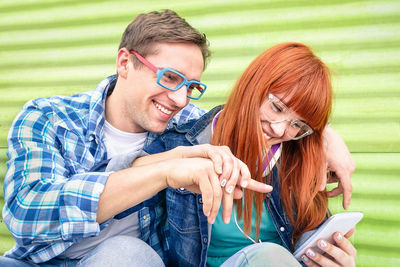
left=1, top=0, right=399, bottom=266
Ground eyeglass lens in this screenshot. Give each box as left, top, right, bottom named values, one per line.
left=159, top=69, right=205, bottom=99
left=266, top=99, right=309, bottom=138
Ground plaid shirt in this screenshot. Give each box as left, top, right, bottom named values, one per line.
left=2, top=75, right=205, bottom=263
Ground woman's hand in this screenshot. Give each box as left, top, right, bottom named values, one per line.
left=301, top=230, right=357, bottom=267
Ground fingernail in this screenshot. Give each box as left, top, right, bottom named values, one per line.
left=320, top=240, right=327, bottom=248
left=301, top=255, right=310, bottom=262
left=226, top=185, right=234, bottom=194
left=224, top=217, right=230, bottom=224
left=306, top=249, right=315, bottom=258
left=220, top=179, right=227, bottom=187
left=241, top=180, right=248, bottom=188
left=217, top=168, right=223, bottom=174
left=337, top=233, right=342, bottom=240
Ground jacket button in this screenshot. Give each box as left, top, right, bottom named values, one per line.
left=280, top=227, right=285, bottom=232
left=179, top=187, right=185, bottom=191
left=199, top=198, right=203, bottom=204
left=203, top=237, right=208, bottom=243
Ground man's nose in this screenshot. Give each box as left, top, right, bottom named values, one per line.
left=168, top=85, right=189, bottom=108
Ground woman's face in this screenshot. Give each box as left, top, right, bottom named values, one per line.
left=259, top=92, right=309, bottom=145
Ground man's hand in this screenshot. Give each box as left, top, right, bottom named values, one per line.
left=322, top=126, right=356, bottom=209
left=175, top=144, right=274, bottom=223
left=162, top=152, right=272, bottom=224
left=301, top=230, right=357, bottom=267
left=175, top=144, right=248, bottom=185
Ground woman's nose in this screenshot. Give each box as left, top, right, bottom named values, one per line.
left=270, top=121, right=288, bottom=137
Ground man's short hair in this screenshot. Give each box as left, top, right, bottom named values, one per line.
left=119, top=9, right=211, bottom=69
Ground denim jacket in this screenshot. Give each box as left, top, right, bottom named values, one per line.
left=143, top=106, right=295, bottom=267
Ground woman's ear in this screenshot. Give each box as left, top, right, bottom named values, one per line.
left=116, top=48, right=130, bottom=79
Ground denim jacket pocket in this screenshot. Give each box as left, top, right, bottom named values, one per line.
left=166, top=188, right=200, bottom=234
left=166, top=188, right=203, bottom=266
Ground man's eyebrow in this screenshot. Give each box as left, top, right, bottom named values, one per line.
left=167, top=67, right=201, bottom=82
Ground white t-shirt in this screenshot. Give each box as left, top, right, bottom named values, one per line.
left=61, top=121, right=147, bottom=259
left=103, top=120, right=147, bottom=159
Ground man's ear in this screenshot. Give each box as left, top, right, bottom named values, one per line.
left=116, top=48, right=130, bottom=79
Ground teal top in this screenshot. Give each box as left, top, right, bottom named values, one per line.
left=206, top=201, right=282, bottom=267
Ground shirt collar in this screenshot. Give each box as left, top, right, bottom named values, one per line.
left=87, top=74, right=117, bottom=142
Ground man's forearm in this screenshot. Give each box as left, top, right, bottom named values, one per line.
left=132, top=147, right=183, bottom=167
left=96, top=162, right=168, bottom=223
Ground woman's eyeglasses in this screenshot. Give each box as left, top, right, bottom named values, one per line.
left=264, top=94, right=314, bottom=140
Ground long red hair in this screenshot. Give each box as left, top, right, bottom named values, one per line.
left=211, top=42, right=332, bottom=247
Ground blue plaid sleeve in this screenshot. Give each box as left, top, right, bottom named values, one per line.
left=2, top=105, right=110, bottom=247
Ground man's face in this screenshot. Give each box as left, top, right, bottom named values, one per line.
left=113, top=42, right=204, bottom=133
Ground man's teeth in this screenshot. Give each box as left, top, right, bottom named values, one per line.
left=155, top=103, right=172, bottom=115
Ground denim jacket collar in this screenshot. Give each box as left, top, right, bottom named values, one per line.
left=171, top=105, right=224, bottom=145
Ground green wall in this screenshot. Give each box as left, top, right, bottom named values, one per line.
left=1, top=0, right=399, bottom=266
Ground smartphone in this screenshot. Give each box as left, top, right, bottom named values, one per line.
left=293, top=211, right=363, bottom=260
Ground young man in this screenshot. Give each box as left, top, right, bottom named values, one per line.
left=1, top=10, right=355, bottom=267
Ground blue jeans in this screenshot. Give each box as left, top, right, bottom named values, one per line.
left=0, top=236, right=164, bottom=267
left=221, top=242, right=302, bottom=267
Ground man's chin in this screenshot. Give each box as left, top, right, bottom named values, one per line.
left=146, top=123, right=169, bottom=133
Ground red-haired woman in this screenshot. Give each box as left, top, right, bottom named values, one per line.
left=140, top=42, right=357, bottom=267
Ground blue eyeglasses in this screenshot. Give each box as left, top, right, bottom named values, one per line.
left=130, top=50, right=207, bottom=100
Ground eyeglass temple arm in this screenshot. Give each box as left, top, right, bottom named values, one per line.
left=129, top=50, right=158, bottom=73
